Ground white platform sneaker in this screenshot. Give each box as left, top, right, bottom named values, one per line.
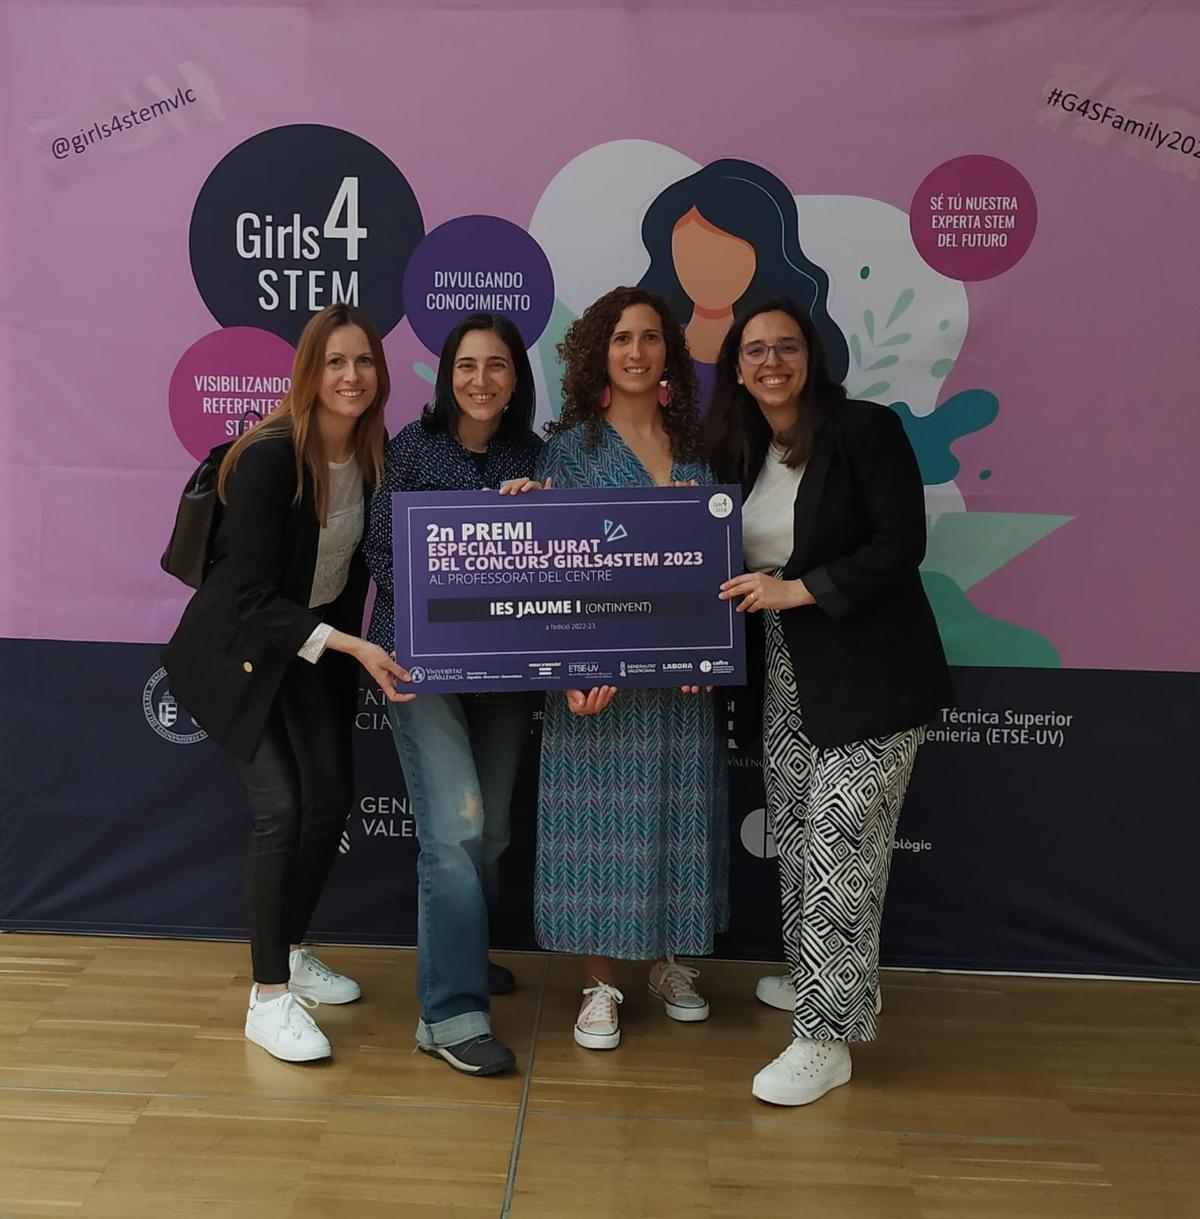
left=752, top=1037, right=852, bottom=1106
left=245, top=986, right=331, bottom=1062
left=288, top=947, right=362, bottom=1004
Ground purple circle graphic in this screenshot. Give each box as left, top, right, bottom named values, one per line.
left=403, top=215, right=554, bottom=354
left=909, top=155, right=1037, bottom=281
left=169, top=327, right=295, bottom=460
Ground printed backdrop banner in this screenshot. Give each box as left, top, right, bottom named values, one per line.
left=1, top=1, right=1198, bottom=978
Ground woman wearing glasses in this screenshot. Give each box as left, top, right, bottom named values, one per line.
left=708, top=298, right=952, bottom=1107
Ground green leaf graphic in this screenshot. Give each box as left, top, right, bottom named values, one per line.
left=854, top=381, right=890, bottom=399
left=887, top=289, right=915, bottom=328
left=924, top=512, right=1072, bottom=590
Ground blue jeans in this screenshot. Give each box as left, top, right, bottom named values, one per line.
left=387, top=692, right=533, bottom=1047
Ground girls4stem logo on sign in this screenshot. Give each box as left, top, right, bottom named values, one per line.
left=189, top=124, right=424, bottom=344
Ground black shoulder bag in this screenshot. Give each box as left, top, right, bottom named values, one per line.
left=160, top=412, right=261, bottom=588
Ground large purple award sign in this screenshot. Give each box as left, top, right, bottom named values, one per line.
left=393, top=487, right=744, bottom=692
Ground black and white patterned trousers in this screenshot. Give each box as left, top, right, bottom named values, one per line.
left=762, top=601, right=923, bottom=1043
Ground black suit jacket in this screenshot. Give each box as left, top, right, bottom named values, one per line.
left=164, top=436, right=370, bottom=762
left=740, top=398, right=954, bottom=747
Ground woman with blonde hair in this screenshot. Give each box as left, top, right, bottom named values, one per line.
left=165, top=303, right=412, bottom=1063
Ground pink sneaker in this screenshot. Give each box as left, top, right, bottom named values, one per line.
left=648, top=956, right=710, bottom=1022
left=574, top=981, right=623, bottom=1050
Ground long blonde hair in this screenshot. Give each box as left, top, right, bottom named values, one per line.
left=218, top=304, right=388, bottom=524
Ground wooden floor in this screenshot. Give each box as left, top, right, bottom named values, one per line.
left=0, top=935, right=1197, bottom=1218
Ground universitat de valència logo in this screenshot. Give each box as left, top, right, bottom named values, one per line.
left=142, top=667, right=207, bottom=744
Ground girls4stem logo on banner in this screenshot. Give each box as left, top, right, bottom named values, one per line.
left=189, top=124, right=424, bottom=344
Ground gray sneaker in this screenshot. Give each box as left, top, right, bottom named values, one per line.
left=421, top=1034, right=516, bottom=1076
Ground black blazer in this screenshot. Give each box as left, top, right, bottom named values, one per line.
left=741, top=398, right=954, bottom=747
left=164, top=436, right=370, bottom=763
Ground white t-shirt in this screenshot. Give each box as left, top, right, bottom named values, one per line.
left=297, top=458, right=364, bottom=663
left=309, top=458, right=364, bottom=607
left=742, top=445, right=805, bottom=572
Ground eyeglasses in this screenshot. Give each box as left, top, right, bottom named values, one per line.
left=739, top=339, right=806, bottom=365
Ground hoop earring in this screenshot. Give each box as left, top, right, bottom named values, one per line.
left=600, top=386, right=612, bottom=409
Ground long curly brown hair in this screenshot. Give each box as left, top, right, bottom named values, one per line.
left=547, top=286, right=702, bottom=459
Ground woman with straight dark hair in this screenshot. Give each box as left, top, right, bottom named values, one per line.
left=709, top=298, right=952, bottom=1106
left=535, top=286, right=728, bottom=1051
left=363, top=312, right=543, bottom=1077
left=165, top=303, right=413, bottom=1063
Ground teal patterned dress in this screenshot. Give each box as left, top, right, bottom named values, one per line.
left=533, top=422, right=729, bottom=959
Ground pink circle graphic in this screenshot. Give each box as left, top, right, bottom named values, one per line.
left=909, top=155, right=1037, bottom=281
left=169, top=327, right=296, bottom=460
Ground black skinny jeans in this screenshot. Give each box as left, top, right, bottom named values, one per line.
left=233, top=650, right=355, bottom=983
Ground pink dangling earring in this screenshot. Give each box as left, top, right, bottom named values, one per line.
left=658, top=381, right=673, bottom=407
left=600, top=385, right=612, bottom=409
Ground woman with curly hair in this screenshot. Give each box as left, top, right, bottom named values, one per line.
left=535, top=286, right=728, bottom=1050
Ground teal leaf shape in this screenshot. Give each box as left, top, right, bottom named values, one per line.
left=877, top=332, right=911, bottom=348
left=849, top=333, right=862, bottom=369
left=855, top=380, right=890, bottom=399
left=864, top=310, right=875, bottom=342
left=887, top=289, right=915, bottom=328
left=931, top=358, right=954, bottom=378
left=920, top=571, right=1060, bottom=668
left=412, top=361, right=436, bottom=384
left=866, top=355, right=899, bottom=371
left=923, top=512, right=1071, bottom=592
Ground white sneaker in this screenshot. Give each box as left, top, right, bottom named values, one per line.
left=752, top=1037, right=852, bottom=1106
left=245, top=987, right=331, bottom=1062
left=755, top=974, right=883, bottom=1015
left=755, top=974, right=794, bottom=1011
left=574, top=981, right=623, bottom=1050
left=648, top=956, right=710, bottom=1022
left=289, top=947, right=361, bottom=1004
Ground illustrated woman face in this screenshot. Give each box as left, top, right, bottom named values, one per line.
left=671, top=208, right=757, bottom=312
left=317, top=324, right=378, bottom=423
left=606, top=303, right=667, bottom=397
left=737, top=310, right=809, bottom=420
left=451, top=328, right=517, bottom=426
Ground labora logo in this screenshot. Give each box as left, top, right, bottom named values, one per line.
left=142, top=667, right=207, bottom=745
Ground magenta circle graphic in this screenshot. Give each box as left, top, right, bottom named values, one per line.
left=402, top=215, right=554, bottom=354
left=909, top=155, right=1037, bottom=281
left=169, top=327, right=295, bottom=460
